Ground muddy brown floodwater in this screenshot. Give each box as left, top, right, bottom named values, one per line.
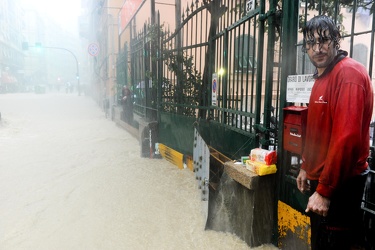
left=0, top=93, right=279, bottom=250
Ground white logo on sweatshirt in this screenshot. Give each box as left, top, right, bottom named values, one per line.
left=315, top=95, right=328, bottom=104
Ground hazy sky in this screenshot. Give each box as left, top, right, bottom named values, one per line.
left=22, top=0, right=81, bottom=33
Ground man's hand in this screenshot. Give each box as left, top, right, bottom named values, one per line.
left=306, top=191, right=330, bottom=217
left=296, top=169, right=310, bottom=193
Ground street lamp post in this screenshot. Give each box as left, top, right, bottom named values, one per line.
left=45, top=46, right=80, bottom=95
left=22, top=43, right=81, bottom=95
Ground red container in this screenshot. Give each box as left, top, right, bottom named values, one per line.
left=283, top=106, right=308, bottom=154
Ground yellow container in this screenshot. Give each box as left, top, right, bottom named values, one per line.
left=246, top=160, right=277, bottom=176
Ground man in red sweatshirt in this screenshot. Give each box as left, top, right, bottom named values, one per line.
left=296, top=15, right=373, bottom=250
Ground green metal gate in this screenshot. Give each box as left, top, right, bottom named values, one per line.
left=156, top=0, right=281, bottom=159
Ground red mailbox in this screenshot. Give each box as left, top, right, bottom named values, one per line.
left=283, top=106, right=308, bottom=154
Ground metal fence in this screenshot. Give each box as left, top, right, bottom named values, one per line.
left=157, top=0, right=280, bottom=156
left=124, top=0, right=280, bottom=157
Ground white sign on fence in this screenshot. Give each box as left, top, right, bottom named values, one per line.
left=246, top=0, right=255, bottom=12
left=286, top=74, right=315, bottom=103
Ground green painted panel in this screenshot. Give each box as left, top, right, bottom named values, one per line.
left=159, top=112, right=257, bottom=160
left=207, top=122, right=257, bottom=161
left=159, top=112, right=196, bottom=155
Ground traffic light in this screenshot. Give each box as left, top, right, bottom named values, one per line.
left=22, top=42, right=29, bottom=50
left=22, top=42, right=43, bottom=51
left=35, top=42, right=42, bottom=52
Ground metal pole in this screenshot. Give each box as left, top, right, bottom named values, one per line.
left=151, top=0, right=155, bottom=24
left=175, top=0, right=181, bottom=48
left=40, top=46, right=80, bottom=95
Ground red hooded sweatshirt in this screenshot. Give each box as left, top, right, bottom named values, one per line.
left=301, top=50, right=374, bottom=198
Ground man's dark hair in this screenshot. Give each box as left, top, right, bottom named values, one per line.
left=302, top=15, right=341, bottom=52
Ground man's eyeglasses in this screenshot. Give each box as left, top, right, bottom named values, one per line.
left=304, top=38, right=332, bottom=51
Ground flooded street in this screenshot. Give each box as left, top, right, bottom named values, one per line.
left=0, top=93, right=278, bottom=250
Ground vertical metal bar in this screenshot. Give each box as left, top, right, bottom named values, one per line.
left=175, top=0, right=181, bottom=52
left=275, top=34, right=281, bottom=122
left=239, top=0, right=243, bottom=18
left=239, top=23, right=246, bottom=128
left=157, top=12, right=162, bottom=124
left=133, top=37, right=137, bottom=113
left=199, top=6, right=204, bottom=117
left=255, top=0, right=265, bottom=145
left=150, top=18, right=158, bottom=120
left=217, top=33, right=222, bottom=97
left=302, top=0, right=308, bottom=73
left=348, top=0, right=357, bottom=58
left=194, top=3, right=198, bottom=104
left=143, top=23, right=149, bottom=117
left=216, top=34, right=221, bottom=121
left=130, top=20, right=135, bottom=97
left=151, top=0, right=155, bottom=23
left=225, top=0, right=229, bottom=30
left=245, top=21, right=251, bottom=129
left=206, top=2, right=216, bottom=115
left=319, top=0, right=323, bottom=14
left=263, top=0, right=277, bottom=147
left=176, top=0, right=184, bottom=111
left=231, top=28, right=236, bottom=126
left=250, top=15, right=257, bottom=130
left=233, top=24, right=239, bottom=125
left=222, top=28, right=228, bottom=125
left=334, top=0, right=339, bottom=23
left=125, top=43, right=128, bottom=87
left=228, top=0, right=233, bottom=23
left=369, top=2, right=375, bottom=80
left=201, top=6, right=212, bottom=113
left=225, top=27, right=230, bottom=124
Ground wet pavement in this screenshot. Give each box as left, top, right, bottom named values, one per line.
left=0, top=93, right=278, bottom=250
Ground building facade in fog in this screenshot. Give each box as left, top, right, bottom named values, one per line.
left=0, top=0, right=82, bottom=93
left=0, top=0, right=24, bottom=92
left=79, top=0, right=184, bottom=112
left=21, top=7, right=82, bottom=93
left=79, top=0, right=123, bottom=109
